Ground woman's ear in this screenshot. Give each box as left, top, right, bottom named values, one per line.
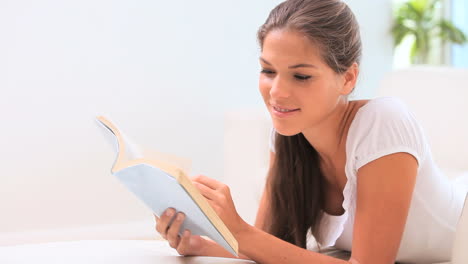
left=340, top=62, right=359, bottom=95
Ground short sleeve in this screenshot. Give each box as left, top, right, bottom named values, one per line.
left=269, top=128, right=276, bottom=153
left=349, top=97, right=428, bottom=172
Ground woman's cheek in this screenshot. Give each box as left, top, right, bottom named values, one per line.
left=258, top=76, right=271, bottom=101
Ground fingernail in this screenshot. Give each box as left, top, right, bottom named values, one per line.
left=166, top=209, right=174, bottom=217
left=177, top=213, right=184, bottom=221
left=184, top=230, right=190, bottom=237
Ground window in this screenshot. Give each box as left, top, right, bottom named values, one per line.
left=452, top=0, right=468, bottom=67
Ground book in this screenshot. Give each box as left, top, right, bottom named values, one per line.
left=96, top=116, right=238, bottom=256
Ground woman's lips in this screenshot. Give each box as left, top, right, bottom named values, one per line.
left=271, top=105, right=300, bottom=118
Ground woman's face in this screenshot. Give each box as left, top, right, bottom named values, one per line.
left=259, top=29, right=346, bottom=136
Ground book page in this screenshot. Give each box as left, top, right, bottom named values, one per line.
left=141, top=148, right=191, bottom=176
left=96, top=116, right=191, bottom=175
left=96, top=117, right=143, bottom=162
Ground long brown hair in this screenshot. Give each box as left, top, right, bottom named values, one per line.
left=257, top=0, right=362, bottom=248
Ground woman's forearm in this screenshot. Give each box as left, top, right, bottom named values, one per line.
left=237, top=225, right=350, bottom=264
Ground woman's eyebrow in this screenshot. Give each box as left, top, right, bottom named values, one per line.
left=259, top=57, right=317, bottom=69
left=288, top=63, right=317, bottom=69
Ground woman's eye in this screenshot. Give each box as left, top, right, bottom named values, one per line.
left=260, top=69, right=275, bottom=75
left=294, top=74, right=311, bottom=81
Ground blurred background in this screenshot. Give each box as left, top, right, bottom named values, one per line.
left=0, top=0, right=466, bottom=246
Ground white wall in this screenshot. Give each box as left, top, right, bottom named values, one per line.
left=0, top=0, right=278, bottom=234
left=345, top=0, right=394, bottom=99
left=0, top=0, right=393, bottom=235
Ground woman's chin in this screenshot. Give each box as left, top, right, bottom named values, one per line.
left=272, top=124, right=302, bottom=137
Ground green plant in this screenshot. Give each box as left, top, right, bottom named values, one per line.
left=392, top=0, right=467, bottom=64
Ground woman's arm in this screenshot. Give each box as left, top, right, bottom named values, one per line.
left=194, top=190, right=349, bottom=263
left=350, top=152, right=418, bottom=263
left=235, top=225, right=350, bottom=264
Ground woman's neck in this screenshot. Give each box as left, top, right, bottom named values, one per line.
left=302, top=98, right=360, bottom=165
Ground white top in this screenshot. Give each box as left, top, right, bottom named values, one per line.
left=270, top=97, right=468, bottom=263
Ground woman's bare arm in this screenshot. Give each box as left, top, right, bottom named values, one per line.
left=350, top=152, right=418, bottom=263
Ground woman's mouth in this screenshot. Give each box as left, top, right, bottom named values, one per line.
left=273, top=106, right=300, bottom=112
left=272, top=105, right=300, bottom=117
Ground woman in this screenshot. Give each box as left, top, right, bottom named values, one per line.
left=155, top=0, right=468, bottom=263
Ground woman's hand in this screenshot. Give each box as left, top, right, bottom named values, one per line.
left=154, top=209, right=208, bottom=256
left=191, top=175, right=250, bottom=239
left=154, top=175, right=249, bottom=256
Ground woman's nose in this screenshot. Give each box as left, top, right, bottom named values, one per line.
left=270, top=76, right=291, bottom=99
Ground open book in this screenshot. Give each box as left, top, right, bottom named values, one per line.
left=96, top=116, right=238, bottom=256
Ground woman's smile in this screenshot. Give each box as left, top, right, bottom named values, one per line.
left=271, top=104, right=301, bottom=118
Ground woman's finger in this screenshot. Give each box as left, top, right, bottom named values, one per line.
left=156, top=208, right=176, bottom=239
left=176, top=229, right=191, bottom=255
left=154, top=215, right=159, bottom=232
left=192, top=175, right=223, bottom=190
left=154, top=214, right=160, bottom=227
left=167, top=212, right=185, bottom=248
left=193, top=181, right=221, bottom=201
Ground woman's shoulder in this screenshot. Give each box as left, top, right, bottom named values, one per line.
left=347, top=96, right=428, bottom=170
left=352, top=96, right=411, bottom=120
left=349, top=96, right=419, bottom=135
